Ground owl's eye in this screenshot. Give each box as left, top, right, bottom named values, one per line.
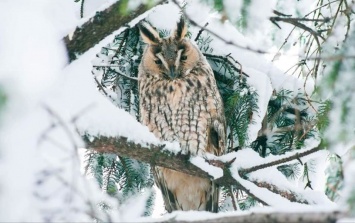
left=155, top=59, right=162, bottom=65
left=181, top=55, right=187, bottom=61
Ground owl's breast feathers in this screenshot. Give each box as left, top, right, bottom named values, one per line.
left=139, top=62, right=226, bottom=156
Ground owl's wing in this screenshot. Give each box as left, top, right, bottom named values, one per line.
left=208, top=118, right=226, bottom=156
left=152, top=167, right=176, bottom=213
left=206, top=119, right=225, bottom=212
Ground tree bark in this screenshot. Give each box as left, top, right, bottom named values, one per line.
left=64, top=0, right=165, bottom=62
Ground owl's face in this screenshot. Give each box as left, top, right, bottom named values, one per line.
left=139, top=18, right=200, bottom=80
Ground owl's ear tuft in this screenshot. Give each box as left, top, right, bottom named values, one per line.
left=174, top=17, right=188, bottom=41
left=139, top=22, right=161, bottom=45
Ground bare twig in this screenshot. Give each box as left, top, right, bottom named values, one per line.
left=203, top=53, right=249, bottom=77
left=113, top=28, right=130, bottom=58
left=93, top=76, right=110, bottom=96
left=239, top=146, right=321, bottom=176
left=194, top=22, right=209, bottom=42
left=229, top=186, right=238, bottom=211
left=270, top=16, right=330, bottom=25
left=93, top=67, right=138, bottom=81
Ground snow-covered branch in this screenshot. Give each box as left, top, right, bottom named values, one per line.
left=239, top=146, right=321, bottom=176
left=85, top=134, right=323, bottom=206
left=159, top=210, right=344, bottom=223
left=64, top=0, right=166, bottom=61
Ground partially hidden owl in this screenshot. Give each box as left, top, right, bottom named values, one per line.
left=138, top=17, right=226, bottom=213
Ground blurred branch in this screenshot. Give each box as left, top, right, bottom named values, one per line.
left=170, top=0, right=270, bottom=55
left=194, top=22, right=209, bottom=41
left=64, top=0, right=166, bottom=62
left=162, top=211, right=344, bottom=223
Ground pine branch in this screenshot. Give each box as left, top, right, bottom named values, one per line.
left=84, top=135, right=322, bottom=205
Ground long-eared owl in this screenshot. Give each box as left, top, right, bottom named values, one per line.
left=138, top=17, right=226, bottom=212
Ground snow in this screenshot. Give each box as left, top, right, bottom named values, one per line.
left=0, top=1, right=68, bottom=221
left=342, top=153, right=355, bottom=216
left=247, top=0, right=276, bottom=35
left=146, top=3, right=181, bottom=30
left=233, top=170, right=307, bottom=208
left=83, top=0, right=118, bottom=17
left=47, top=47, right=159, bottom=144
left=0, top=0, right=157, bottom=221
left=190, top=156, right=223, bottom=179
left=207, top=144, right=335, bottom=206
left=138, top=205, right=341, bottom=222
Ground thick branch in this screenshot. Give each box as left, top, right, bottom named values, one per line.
left=84, top=135, right=211, bottom=179
left=64, top=1, right=165, bottom=62
left=84, top=135, right=320, bottom=205
left=86, top=135, right=268, bottom=205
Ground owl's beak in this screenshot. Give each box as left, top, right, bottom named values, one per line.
left=169, top=66, right=176, bottom=79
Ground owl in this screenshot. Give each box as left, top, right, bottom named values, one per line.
left=138, top=17, right=226, bottom=213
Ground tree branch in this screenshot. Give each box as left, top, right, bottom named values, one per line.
left=84, top=135, right=322, bottom=205
left=64, top=0, right=166, bottom=62
left=161, top=211, right=344, bottom=223
left=85, top=135, right=269, bottom=205
left=239, top=146, right=322, bottom=176
left=170, top=0, right=270, bottom=55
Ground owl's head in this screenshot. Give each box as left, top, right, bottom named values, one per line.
left=139, top=17, right=200, bottom=79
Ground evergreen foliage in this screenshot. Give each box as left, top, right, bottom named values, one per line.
left=251, top=89, right=318, bottom=157
left=319, top=26, right=355, bottom=213
left=324, top=154, right=343, bottom=202
left=0, top=86, right=6, bottom=116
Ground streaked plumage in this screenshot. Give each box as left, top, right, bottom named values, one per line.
left=138, top=18, right=226, bottom=212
